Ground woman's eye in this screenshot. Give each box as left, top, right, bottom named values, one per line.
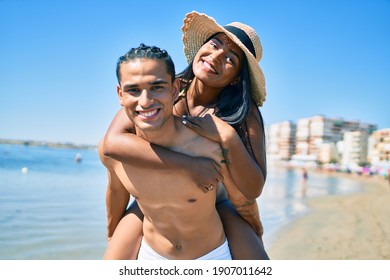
left=210, top=42, right=218, bottom=49
left=226, top=56, right=235, bottom=65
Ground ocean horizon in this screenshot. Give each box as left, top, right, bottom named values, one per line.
left=0, top=143, right=364, bottom=259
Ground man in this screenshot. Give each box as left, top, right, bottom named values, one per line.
left=99, top=44, right=234, bottom=259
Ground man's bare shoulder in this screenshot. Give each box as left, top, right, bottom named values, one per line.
left=174, top=122, right=224, bottom=162
left=98, top=138, right=117, bottom=170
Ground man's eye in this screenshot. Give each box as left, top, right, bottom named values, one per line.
left=126, top=88, right=139, bottom=94
left=151, top=86, right=164, bottom=91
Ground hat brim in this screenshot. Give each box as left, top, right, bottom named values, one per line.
left=182, top=11, right=266, bottom=106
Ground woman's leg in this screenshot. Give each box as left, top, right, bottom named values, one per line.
left=216, top=199, right=269, bottom=260
left=103, top=201, right=144, bottom=260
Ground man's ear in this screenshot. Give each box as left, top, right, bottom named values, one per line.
left=172, top=78, right=180, bottom=103
left=116, top=84, right=124, bottom=106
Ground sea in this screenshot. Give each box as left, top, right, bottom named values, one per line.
left=0, top=143, right=365, bottom=260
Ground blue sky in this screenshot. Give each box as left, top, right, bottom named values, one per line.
left=1, top=0, right=389, bottom=145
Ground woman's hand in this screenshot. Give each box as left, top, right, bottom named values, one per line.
left=183, top=155, right=224, bottom=193
left=181, top=114, right=235, bottom=144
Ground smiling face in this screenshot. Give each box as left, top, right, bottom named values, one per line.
left=192, top=33, right=244, bottom=89
left=117, top=58, right=179, bottom=133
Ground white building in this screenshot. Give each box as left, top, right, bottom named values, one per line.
left=290, top=115, right=376, bottom=164
left=369, top=128, right=390, bottom=165
left=267, top=115, right=379, bottom=165
left=319, top=142, right=340, bottom=164
left=295, top=118, right=310, bottom=156
left=342, top=130, right=369, bottom=166
left=267, top=121, right=296, bottom=160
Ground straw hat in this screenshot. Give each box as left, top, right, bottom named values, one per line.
left=182, top=11, right=266, bottom=106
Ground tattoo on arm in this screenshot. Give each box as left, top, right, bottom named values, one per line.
left=218, top=147, right=231, bottom=165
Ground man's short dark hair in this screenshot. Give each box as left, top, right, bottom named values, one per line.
left=116, top=43, right=175, bottom=84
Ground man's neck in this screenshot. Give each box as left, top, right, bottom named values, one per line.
left=135, top=116, right=179, bottom=147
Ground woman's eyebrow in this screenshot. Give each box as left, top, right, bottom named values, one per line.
left=214, top=37, right=240, bottom=60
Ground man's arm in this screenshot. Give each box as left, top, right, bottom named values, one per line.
left=103, top=108, right=223, bottom=190
left=98, top=139, right=130, bottom=240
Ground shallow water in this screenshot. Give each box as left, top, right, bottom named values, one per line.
left=259, top=165, right=364, bottom=245
left=0, top=144, right=364, bottom=259
left=0, top=144, right=107, bottom=259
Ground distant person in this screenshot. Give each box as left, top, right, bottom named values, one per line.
left=387, top=169, right=390, bottom=187
left=301, top=167, right=308, bottom=195
left=74, top=153, right=82, bottom=163
left=99, top=44, right=234, bottom=259
left=102, top=11, right=268, bottom=260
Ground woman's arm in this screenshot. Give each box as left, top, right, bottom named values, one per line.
left=103, top=108, right=224, bottom=190
left=181, top=103, right=266, bottom=200
left=226, top=103, right=267, bottom=198
left=245, top=103, right=267, bottom=181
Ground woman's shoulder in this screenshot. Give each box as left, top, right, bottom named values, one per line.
left=173, top=94, right=187, bottom=116
left=246, top=101, right=263, bottom=126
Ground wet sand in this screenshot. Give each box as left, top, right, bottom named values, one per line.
left=268, top=173, right=390, bottom=259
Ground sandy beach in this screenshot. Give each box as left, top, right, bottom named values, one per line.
left=267, top=172, right=390, bottom=260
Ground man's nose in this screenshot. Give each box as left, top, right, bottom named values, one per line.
left=138, top=89, right=154, bottom=107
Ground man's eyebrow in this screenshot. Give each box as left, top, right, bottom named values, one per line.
left=122, top=83, right=138, bottom=90
left=214, top=37, right=241, bottom=60
left=150, top=79, right=169, bottom=85
left=122, top=79, right=168, bottom=90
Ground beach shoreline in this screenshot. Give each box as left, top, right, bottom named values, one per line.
left=267, top=171, right=390, bottom=260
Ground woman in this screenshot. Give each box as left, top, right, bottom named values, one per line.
left=102, top=11, right=268, bottom=259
